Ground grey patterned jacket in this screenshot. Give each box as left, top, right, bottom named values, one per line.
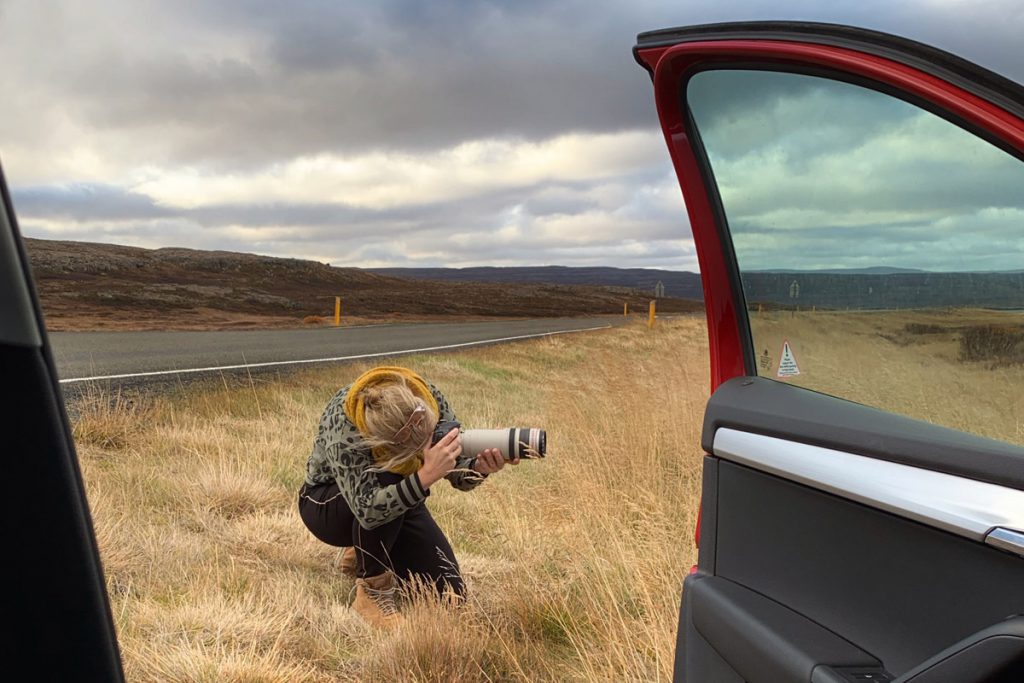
left=304, top=381, right=485, bottom=529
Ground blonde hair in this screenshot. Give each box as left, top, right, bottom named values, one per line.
left=359, top=379, right=438, bottom=471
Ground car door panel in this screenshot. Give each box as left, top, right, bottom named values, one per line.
left=682, top=449, right=1024, bottom=681
left=690, top=576, right=882, bottom=681
left=713, top=460, right=1024, bottom=673
left=634, top=22, right=1024, bottom=682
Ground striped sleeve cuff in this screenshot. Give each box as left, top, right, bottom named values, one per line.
left=395, top=472, right=427, bottom=507
left=467, top=458, right=488, bottom=480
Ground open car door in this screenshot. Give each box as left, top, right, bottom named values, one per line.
left=1, top=164, right=124, bottom=679
left=635, top=22, right=1024, bottom=683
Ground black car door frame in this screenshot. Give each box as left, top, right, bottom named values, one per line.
left=1, top=164, right=125, bottom=680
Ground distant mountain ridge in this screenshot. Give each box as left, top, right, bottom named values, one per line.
left=367, top=266, right=705, bottom=299
left=28, top=235, right=1018, bottom=323
left=22, top=238, right=703, bottom=330
left=370, top=265, right=1024, bottom=310
left=747, top=266, right=925, bottom=274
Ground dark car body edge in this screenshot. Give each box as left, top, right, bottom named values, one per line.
left=632, top=21, right=1024, bottom=122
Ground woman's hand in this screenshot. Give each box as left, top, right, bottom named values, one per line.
left=473, top=448, right=520, bottom=475
left=418, top=427, right=461, bottom=489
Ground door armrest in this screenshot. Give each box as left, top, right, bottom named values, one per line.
left=892, top=615, right=1024, bottom=682
left=691, top=576, right=882, bottom=682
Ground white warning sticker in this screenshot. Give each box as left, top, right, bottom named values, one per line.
left=777, top=340, right=800, bottom=378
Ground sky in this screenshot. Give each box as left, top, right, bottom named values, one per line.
left=1, top=1, right=1023, bottom=271
left=689, top=70, right=1024, bottom=271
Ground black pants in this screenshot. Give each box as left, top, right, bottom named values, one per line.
left=298, top=475, right=464, bottom=597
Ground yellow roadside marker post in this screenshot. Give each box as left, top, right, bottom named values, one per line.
left=624, top=303, right=629, bottom=317
left=648, top=300, right=656, bottom=329
left=334, top=297, right=341, bottom=326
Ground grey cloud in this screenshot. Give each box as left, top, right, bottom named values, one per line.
left=12, top=165, right=694, bottom=269
left=5, top=0, right=1024, bottom=273
left=185, top=202, right=396, bottom=229
left=11, top=184, right=171, bottom=221
left=688, top=70, right=918, bottom=163
left=20, top=216, right=202, bottom=247
left=13, top=0, right=1023, bottom=170
left=346, top=237, right=694, bottom=269
left=699, top=84, right=1023, bottom=207
left=688, top=67, right=1024, bottom=272
left=521, top=191, right=600, bottom=218
left=730, top=211, right=1024, bottom=272
left=8, top=1, right=659, bottom=168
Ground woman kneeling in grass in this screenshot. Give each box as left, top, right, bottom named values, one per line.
left=298, top=365, right=517, bottom=629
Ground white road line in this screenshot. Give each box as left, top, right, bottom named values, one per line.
left=58, top=324, right=612, bottom=384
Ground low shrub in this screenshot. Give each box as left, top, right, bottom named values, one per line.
left=958, top=324, right=1024, bottom=364
left=904, top=323, right=945, bottom=335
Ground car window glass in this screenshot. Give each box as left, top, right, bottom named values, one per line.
left=687, top=69, right=1024, bottom=446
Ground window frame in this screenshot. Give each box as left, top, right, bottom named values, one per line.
left=637, top=36, right=1024, bottom=391
left=680, top=61, right=1024, bottom=384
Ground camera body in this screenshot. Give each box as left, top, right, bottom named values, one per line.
left=431, top=420, right=546, bottom=460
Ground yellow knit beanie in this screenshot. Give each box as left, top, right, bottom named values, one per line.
left=343, top=366, right=439, bottom=474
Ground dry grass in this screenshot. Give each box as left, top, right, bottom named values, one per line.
left=750, top=307, right=1024, bottom=445
left=73, top=316, right=708, bottom=682
left=72, top=307, right=1024, bottom=681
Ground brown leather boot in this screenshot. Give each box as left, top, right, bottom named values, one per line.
left=340, top=547, right=356, bottom=578
left=353, top=571, right=403, bottom=630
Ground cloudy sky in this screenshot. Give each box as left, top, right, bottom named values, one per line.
left=2, top=1, right=1022, bottom=271
left=689, top=69, right=1024, bottom=271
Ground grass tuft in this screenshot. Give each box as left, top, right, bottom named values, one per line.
left=959, top=324, right=1024, bottom=365
left=71, top=386, right=152, bottom=450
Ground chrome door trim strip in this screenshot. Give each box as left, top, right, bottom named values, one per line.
left=986, top=527, right=1024, bottom=556
left=713, top=428, right=1024, bottom=542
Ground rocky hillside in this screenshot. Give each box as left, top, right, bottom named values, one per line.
left=370, top=266, right=704, bottom=299
left=23, top=238, right=702, bottom=330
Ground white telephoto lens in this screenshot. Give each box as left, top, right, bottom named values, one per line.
left=460, top=429, right=513, bottom=461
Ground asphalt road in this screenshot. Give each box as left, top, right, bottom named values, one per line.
left=50, top=316, right=622, bottom=384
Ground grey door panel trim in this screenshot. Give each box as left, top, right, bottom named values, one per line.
left=713, top=428, right=1024, bottom=541
left=703, top=377, right=1024, bottom=491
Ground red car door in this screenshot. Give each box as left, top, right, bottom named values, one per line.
left=636, top=22, right=1024, bottom=682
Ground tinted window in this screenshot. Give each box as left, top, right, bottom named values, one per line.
left=688, top=69, right=1024, bottom=446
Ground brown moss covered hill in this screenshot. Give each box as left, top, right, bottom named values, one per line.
left=22, top=238, right=702, bottom=331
